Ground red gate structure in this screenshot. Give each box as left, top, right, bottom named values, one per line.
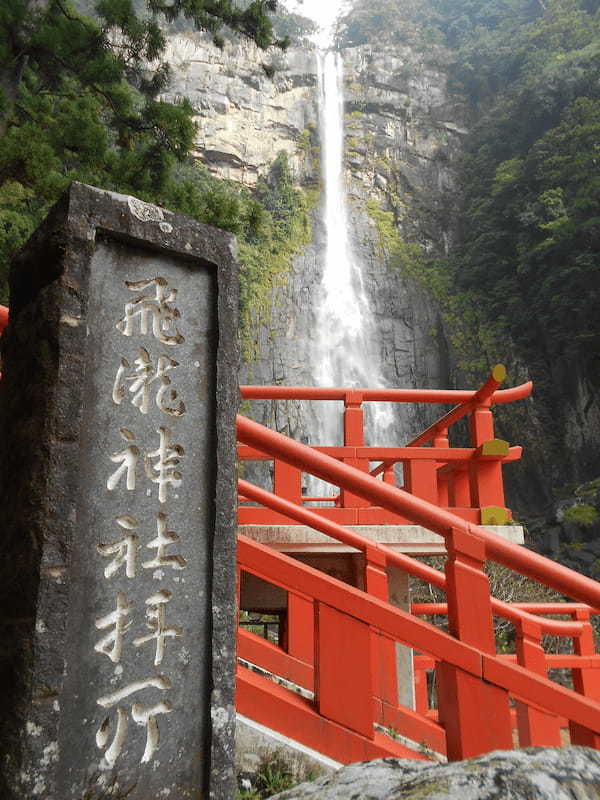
left=2, top=305, right=600, bottom=765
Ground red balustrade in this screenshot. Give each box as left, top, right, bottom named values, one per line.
left=236, top=413, right=600, bottom=762
left=3, top=307, right=599, bottom=762
left=239, top=365, right=531, bottom=527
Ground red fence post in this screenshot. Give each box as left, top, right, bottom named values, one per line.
left=515, top=617, right=562, bottom=746
left=287, top=592, right=314, bottom=666
left=570, top=608, right=600, bottom=747
left=414, top=656, right=432, bottom=715
left=315, top=602, right=374, bottom=738
left=341, top=392, right=369, bottom=508
left=448, top=465, right=471, bottom=509
left=364, top=546, right=398, bottom=707
left=383, top=464, right=396, bottom=486
left=404, top=460, right=439, bottom=505
left=468, top=401, right=510, bottom=524
left=437, top=527, right=513, bottom=759
left=273, top=459, right=302, bottom=505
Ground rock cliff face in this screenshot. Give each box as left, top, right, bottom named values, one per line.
left=161, top=21, right=600, bottom=550
left=162, top=34, right=318, bottom=186
left=163, top=31, right=462, bottom=444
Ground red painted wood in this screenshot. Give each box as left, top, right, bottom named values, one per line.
left=236, top=664, right=430, bottom=764
left=238, top=536, right=483, bottom=676
left=316, top=602, right=374, bottom=738
left=413, top=660, right=430, bottom=715
left=234, top=410, right=600, bottom=760
left=437, top=664, right=513, bottom=759
left=448, top=467, right=471, bottom=508
left=404, top=460, right=438, bottom=505
left=438, top=527, right=513, bottom=758
left=483, top=654, right=600, bottom=733
left=274, top=459, right=302, bottom=504
left=237, top=415, right=600, bottom=606
left=378, top=700, right=447, bottom=755
left=343, top=395, right=364, bottom=446
left=340, top=457, right=371, bottom=508
left=238, top=628, right=313, bottom=691
left=287, top=592, right=314, bottom=667
left=239, top=379, right=533, bottom=405
left=570, top=609, right=600, bottom=746
left=364, top=551, right=398, bottom=706
left=515, top=618, right=562, bottom=746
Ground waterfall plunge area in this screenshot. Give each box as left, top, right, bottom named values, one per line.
left=310, top=50, right=395, bottom=451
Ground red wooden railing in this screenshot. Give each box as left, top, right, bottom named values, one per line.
left=411, top=602, right=600, bottom=746
left=4, top=306, right=600, bottom=763
left=236, top=412, right=600, bottom=762
left=239, top=366, right=531, bottom=527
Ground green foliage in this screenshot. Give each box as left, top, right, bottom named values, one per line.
left=238, top=152, right=317, bottom=362
left=363, top=0, right=600, bottom=393
left=563, top=503, right=599, bottom=525
left=236, top=752, right=308, bottom=798
left=0, top=0, right=282, bottom=299
left=367, top=198, right=505, bottom=377
left=336, top=0, right=443, bottom=49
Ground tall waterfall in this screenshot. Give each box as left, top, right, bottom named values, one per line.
left=311, top=50, right=394, bottom=447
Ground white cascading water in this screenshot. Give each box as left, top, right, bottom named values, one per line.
left=311, top=49, right=394, bottom=449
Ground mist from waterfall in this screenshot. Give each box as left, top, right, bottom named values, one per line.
left=310, top=49, right=394, bottom=449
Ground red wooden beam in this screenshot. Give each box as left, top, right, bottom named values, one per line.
left=237, top=414, right=600, bottom=609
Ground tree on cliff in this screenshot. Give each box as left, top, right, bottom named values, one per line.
left=0, top=0, right=285, bottom=299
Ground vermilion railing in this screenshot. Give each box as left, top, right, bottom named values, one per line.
left=236, top=413, right=600, bottom=762
left=3, top=305, right=599, bottom=761
left=239, top=366, right=532, bottom=527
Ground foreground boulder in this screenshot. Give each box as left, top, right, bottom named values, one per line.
left=270, top=747, right=600, bottom=799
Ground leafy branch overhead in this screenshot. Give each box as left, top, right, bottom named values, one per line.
left=0, top=0, right=287, bottom=299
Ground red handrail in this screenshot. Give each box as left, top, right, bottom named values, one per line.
left=406, top=364, right=505, bottom=448
left=240, top=378, right=532, bottom=406
left=0, top=305, right=7, bottom=333
left=237, top=416, right=600, bottom=758
left=238, top=534, right=600, bottom=737
left=237, top=413, right=600, bottom=608
left=239, top=477, right=584, bottom=638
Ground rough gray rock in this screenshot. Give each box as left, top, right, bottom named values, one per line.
left=269, top=748, right=600, bottom=799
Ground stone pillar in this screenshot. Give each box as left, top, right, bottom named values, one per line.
left=0, top=184, right=239, bottom=800
left=387, top=565, right=415, bottom=710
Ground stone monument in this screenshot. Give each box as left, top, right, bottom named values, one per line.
left=0, top=183, right=239, bottom=799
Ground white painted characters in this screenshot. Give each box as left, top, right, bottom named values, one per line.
left=96, top=276, right=189, bottom=768
left=116, top=277, right=184, bottom=345
left=96, top=676, right=173, bottom=765
left=107, top=427, right=184, bottom=503
left=112, top=348, right=186, bottom=417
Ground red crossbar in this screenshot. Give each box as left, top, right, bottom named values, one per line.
left=237, top=413, right=600, bottom=608
left=237, top=414, right=600, bottom=759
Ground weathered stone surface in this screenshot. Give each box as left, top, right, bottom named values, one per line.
left=160, top=32, right=458, bottom=448
left=161, top=33, right=319, bottom=186
left=269, top=748, right=600, bottom=799
left=0, top=183, right=239, bottom=800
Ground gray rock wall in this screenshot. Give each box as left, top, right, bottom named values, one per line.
left=161, top=31, right=460, bottom=444
left=162, top=34, right=318, bottom=186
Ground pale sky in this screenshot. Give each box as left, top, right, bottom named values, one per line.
left=282, top=0, right=346, bottom=41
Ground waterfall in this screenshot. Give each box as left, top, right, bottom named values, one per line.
left=310, top=49, right=394, bottom=448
